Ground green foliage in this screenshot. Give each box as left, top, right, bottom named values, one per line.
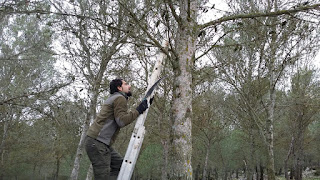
left=1, top=101, right=85, bottom=178
left=135, top=143, right=163, bottom=178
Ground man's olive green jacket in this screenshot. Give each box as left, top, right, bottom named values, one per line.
left=87, top=92, right=140, bottom=145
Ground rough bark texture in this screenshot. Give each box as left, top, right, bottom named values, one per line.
left=248, top=130, right=255, bottom=180
left=171, top=1, right=197, bottom=179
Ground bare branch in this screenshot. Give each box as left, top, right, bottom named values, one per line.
left=0, top=8, right=127, bottom=33
left=195, top=31, right=230, bottom=61
left=118, top=1, right=170, bottom=57
left=200, top=3, right=320, bottom=30
left=166, top=0, right=181, bottom=24
left=0, top=82, right=72, bottom=106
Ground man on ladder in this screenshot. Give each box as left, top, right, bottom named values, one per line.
left=85, top=78, right=150, bottom=180
left=86, top=41, right=167, bottom=180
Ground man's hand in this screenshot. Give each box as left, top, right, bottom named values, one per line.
left=136, top=99, right=148, bottom=114
left=149, top=97, right=154, bottom=105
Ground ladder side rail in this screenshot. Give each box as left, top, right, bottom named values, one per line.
left=120, top=126, right=145, bottom=179
left=133, top=49, right=166, bottom=131
left=117, top=40, right=168, bottom=180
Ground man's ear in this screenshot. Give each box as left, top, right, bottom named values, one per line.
left=117, top=86, right=122, bottom=91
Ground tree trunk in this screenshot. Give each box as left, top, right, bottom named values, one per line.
left=0, top=150, right=4, bottom=180
left=290, top=167, right=294, bottom=179
left=195, top=164, right=200, bottom=180
left=284, top=137, right=294, bottom=180
left=207, top=167, right=211, bottom=180
left=161, top=140, right=169, bottom=180
left=0, top=111, right=17, bottom=180
left=214, top=168, right=219, bottom=179
left=202, top=142, right=210, bottom=180
left=0, top=119, right=9, bottom=180
left=223, top=169, right=228, bottom=180
left=55, top=157, right=60, bottom=180
left=0, top=119, right=9, bottom=157
left=294, top=125, right=304, bottom=180
left=247, top=128, right=256, bottom=180
left=70, top=86, right=101, bottom=180
left=266, top=83, right=276, bottom=180
left=70, top=93, right=97, bottom=180
left=260, top=164, right=264, bottom=180
left=265, top=1, right=278, bottom=179
left=170, top=0, right=197, bottom=179
left=70, top=122, right=90, bottom=180
left=85, top=165, right=93, bottom=180
left=265, top=16, right=277, bottom=180
left=236, top=169, right=239, bottom=179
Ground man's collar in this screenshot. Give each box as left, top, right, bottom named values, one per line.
left=116, top=91, right=128, bottom=100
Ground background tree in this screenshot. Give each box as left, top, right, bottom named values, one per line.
left=208, top=0, right=320, bottom=179
left=283, top=68, right=320, bottom=180
left=192, top=85, right=229, bottom=180
left=0, top=1, right=75, bottom=179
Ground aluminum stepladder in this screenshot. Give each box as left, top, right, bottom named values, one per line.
left=117, top=41, right=168, bottom=180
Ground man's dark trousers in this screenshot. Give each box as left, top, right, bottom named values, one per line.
left=85, top=136, right=123, bottom=180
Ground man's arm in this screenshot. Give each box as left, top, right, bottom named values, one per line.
left=114, top=96, right=140, bottom=127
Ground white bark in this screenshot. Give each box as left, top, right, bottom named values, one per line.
left=266, top=85, right=276, bottom=180
left=70, top=119, right=90, bottom=180
left=70, top=93, right=98, bottom=180
left=85, top=165, right=93, bottom=180
left=171, top=1, right=197, bottom=179
left=170, top=0, right=199, bottom=178
left=266, top=34, right=276, bottom=180
left=265, top=2, right=277, bottom=178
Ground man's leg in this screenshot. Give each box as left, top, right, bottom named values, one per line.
left=85, top=136, right=111, bottom=180
left=109, top=146, right=123, bottom=178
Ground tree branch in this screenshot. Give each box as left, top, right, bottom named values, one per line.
left=200, top=3, right=320, bottom=30
left=0, top=8, right=127, bottom=34
left=0, top=82, right=72, bottom=106
left=166, top=0, right=181, bottom=24
left=195, top=31, right=230, bottom=61
left=118, top=1, right=170, bottom=57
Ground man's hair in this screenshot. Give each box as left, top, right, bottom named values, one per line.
left=110, top=78, right=123, bottom=94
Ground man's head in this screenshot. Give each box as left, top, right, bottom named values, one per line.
left=110, top=78, right=132, bottom=96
